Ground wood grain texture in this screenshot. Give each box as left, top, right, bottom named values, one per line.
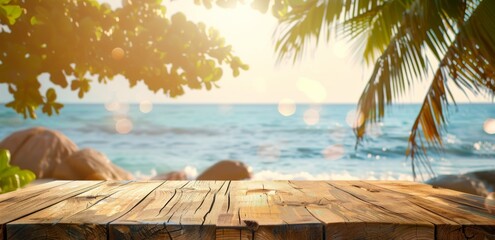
left=0, top=181, right=74, bottom=240
left=1, top=181, right=102, bottom=240
left=110, top=180, right=226, bottom=240
left=7, top=181, right=162, bottom=240
left=0, top=180, right=494, bottom=240
left=216, top=181, right=323, bottom=240
left=368, top=181, right=495, bottom=240
left=290, top=181, right=435, bottom=240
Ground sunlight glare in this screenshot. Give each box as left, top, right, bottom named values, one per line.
left=115, top=118, right=133, bottom=134
left=303, top=108, right=320, bottom=126
left=297, top=77, right=327, bottom=103
left=278, top=98, right=296, bottom=117
left=332, top=41, right=348, bottom=59
left=139, top=100, right=153, bottom=113
left=483, top=118, right=495, bottom=134
left=252, top=77, right=267, bottom=93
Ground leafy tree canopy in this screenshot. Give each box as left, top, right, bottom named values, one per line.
left=0, top=0, right=248, bottom=118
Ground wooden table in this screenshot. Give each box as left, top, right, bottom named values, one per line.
left=0, top=180, right=494, bottom=239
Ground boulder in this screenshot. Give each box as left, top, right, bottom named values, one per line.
left=197, top=160, right=251, bottom=180
left=426, top=170, right=495, bottom=197
left=152, top=171, right=187, bottom=180
left=53, top=148, right=133, bottom=180
left=0, top=127, right=78, bottom=178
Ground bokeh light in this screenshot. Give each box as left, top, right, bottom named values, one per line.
left=303, top=108, right=320, bottom=126
left=346, top=110, right=364, bottom=129
left=297, top=77, right=327, bottom=103
left=486, top=192, right=495, bottom=214
left=111, top=47, right=125, bottom=60
left=115, top=118, right=133, bottom=134
left=139, top=100, right=153, bottom=113
left=278, top=98, right=296, bottom=117
left=483, top=118, right=495, bottom=134
left=257, top=144, right=281, bottom=161
left=105, top=101, right=120, bottom=112
left=328, top=124, right=346, bottom=142
left=366, top=122, right=382, bottom=138
left=321, top=144, right=345, bottom=160
left=219, top=104, right=233, bottom=114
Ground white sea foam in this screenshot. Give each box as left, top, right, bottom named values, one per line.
left=183, top=165, right=198, bottom=180
left=252, top=170, right=414, bottom=181
left=133, top=168, right=158, bottom=180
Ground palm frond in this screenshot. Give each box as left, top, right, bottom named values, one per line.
left=273, top=0, right=344, bottom=64
left=406, top=0, right=495, bottom=180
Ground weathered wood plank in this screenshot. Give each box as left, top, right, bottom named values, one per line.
left=1, top=181, right=102, bottom=240
left=0, top=181, right=70, bottom=203
left=367, top=181, right=495, bottom=240
left=0, top=180, right=493, bottom=240
left=215, top=181, right=254, bottom=240
left=7, top=181, right=162, bottom=240
left=290, top=181, right=435, bottom=240
left=216, top=181, right=323, bottom=240
left=110, top=180, right=226, bottom=240
left=373, top=181, right=494, bottom=217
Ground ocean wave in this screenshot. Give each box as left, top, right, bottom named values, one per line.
left=252, top=170, right=414, bottom=181
left=76, top=123, right=219, bottom=136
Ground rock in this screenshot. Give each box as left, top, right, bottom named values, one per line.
left=426, top=170, right=495, bottom=197
left=152, top=171, right=187, bottom=180
left=197, top=160, right=251, bottom=180
left=53, top=148, right=133, bottom=180
left=0, top=127, right=78, bottom=178
left=464, top=170, right=495, bottom=193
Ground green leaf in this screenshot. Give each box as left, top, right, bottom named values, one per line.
left=30, top=16, right=43, bottom=25
left=251, top=0, right=270, bottom=13
left=0, top=149, right=36, bottom=194
left=0, top=149, right=10, bottom=170
left=1, top=4, right=22, bottom=25
left=46, top=88, right=57, bottom=102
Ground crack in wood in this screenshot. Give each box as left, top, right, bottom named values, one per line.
left=194, top=187, right=212, bottom=214
left=166, top=190, right=183, bottom=223
left=158, top=181, right=190, bottom=217
left=227, top=191, right=231, bottom=213
left=201, top=181, right=228, bottom=226
left=106, top=181, right=166, bottom=234
left=224, top=181, right=231, bottom=196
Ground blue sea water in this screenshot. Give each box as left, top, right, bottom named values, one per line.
left=0, top=103, right=494, bottom=180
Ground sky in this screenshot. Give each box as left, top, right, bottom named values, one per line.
left=0, top=0, right=490, bottom=104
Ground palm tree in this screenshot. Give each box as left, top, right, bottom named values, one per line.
left=271, top=0, right=495, bottom=180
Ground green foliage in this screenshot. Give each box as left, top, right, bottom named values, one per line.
left=0, top=149, right=36, bottom=194
left=0, top=0, right=22, bottom=25
left=0, top=0, right=248, bottom=119
left=268, top=0, right=495, bottom=179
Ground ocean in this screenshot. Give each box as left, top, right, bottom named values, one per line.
left=0, top=103, right=494, bottom=181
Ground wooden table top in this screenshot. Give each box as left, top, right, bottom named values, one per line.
left=0, top=180, right=494, bottom=239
